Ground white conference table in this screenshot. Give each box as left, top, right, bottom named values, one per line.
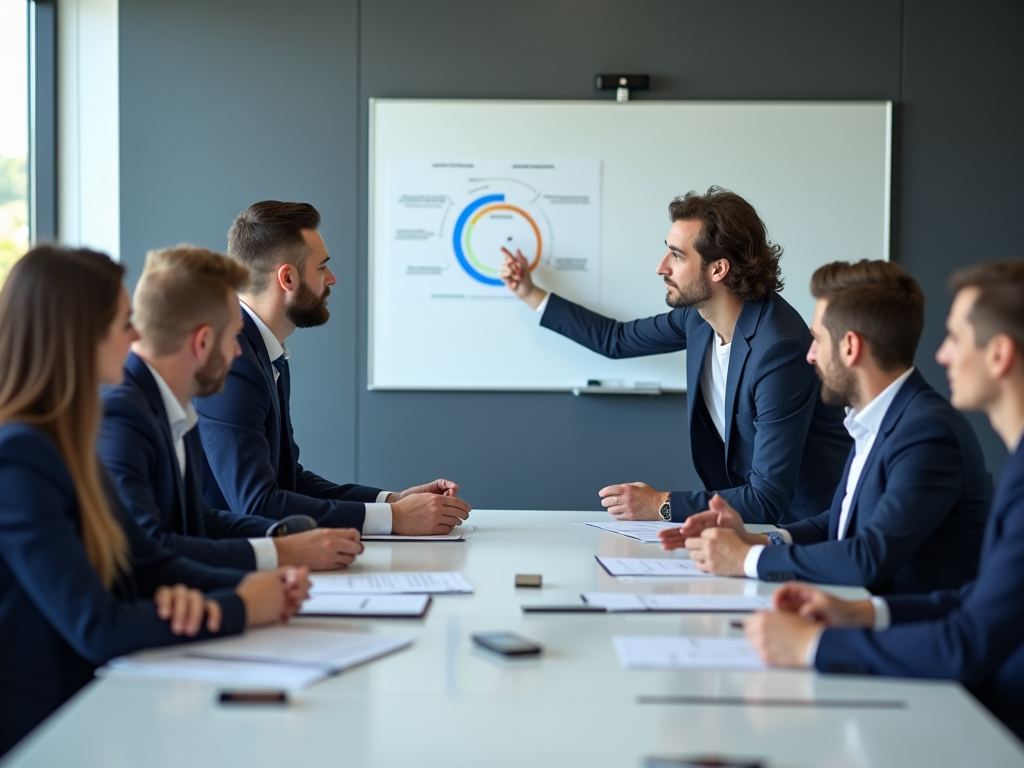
left=4, top=510, right=1024, bottom=768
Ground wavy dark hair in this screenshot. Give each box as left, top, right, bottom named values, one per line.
left=668, top=186, right=784, bottom=301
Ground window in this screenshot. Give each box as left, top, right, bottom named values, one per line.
left=0, top=0, right=29, bottom=283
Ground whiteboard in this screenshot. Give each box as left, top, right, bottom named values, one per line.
left=369, top=99, right=891, bottom=391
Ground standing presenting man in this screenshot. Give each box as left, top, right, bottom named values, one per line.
left=501, top=187, right=850, bottom=524
left=744, top=261, right=1024, bottom=739
left=662, top=261, right=990, bottom=594
left=197, top=201, right=471, bottom=535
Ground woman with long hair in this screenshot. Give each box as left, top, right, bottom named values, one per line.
left=0, top=246, right=309, bottom=756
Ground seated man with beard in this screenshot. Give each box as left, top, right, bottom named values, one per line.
left=661, top=261, right=991, bottom=595
left=100, top=246, right=365, bottom=572
left=196, top=202, right=471, bottom=536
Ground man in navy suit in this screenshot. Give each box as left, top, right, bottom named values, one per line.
left=100, top=246, right=365, bottom=572
left=501, top=187, right=850, bottom=524
left=196, top=201, right=471, bottom=534
left=745, top=261, right=1024, bottom=739
left=662, top=261, right=990, bottom=594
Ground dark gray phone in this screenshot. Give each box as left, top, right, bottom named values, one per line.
left=471, top=632, right=542, bottom=656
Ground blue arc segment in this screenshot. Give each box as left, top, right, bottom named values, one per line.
left=452, top=193, right=505, bottom=286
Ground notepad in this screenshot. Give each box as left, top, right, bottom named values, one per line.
left=361, top=526, right=474, bottom=542
left=582, top=593, right=772, bottom=612
left=105, top=627, right=414, bottom=689
left=582, top=521, right=678, bottom=543
left=596, top=556, right=713, bottom=577
left=299, top=594, right=431, bottom=617
left=310, top=571, right=473, bottom=594
left=613, top=636, right=767, bottom=670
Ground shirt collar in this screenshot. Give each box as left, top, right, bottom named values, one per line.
left=143, top=360, right=198, bottom=443
left=240, top=301, right=290, bottom=364
left=843, top=367, right=915, bottom=442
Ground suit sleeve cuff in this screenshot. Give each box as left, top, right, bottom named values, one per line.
left=375, top=490, right=392, bottom=503
left=871, top=597, right=892, bottom=631
left=248, top=537, right=279, bottom=570
left=535, top=292, right=551, bottom=317
left=362, top=503, right=393, bottom=535
left=805, top=625, right=826, bottom=667
left=743, top=544, right=765, bottom=578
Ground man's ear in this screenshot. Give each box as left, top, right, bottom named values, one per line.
left=191, top=325, right=215, bottom=365
left=709, top=258, right=731, bottom=283
left=276, top=262, right=299, bottom=294
left=839, top=330, right=865, bottom=368
left=988, top=333, right=1019, bottom=379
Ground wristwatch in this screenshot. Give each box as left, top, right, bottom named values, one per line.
left=658, top=500, right=672, bottom=521
left=766, top=531, right=785, bottom=546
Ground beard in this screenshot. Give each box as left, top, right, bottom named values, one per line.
left=285, top=280, right=331, bottom=328
left=817, top=354, right=860, bottom=408
left=195, top=342, right=231, bottom=398
left=664, top=271, right=713, bottom=309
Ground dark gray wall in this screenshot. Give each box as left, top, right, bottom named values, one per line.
left=119, top=0, right=1023, bottom=511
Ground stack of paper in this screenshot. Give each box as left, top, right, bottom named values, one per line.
left=582, top=593, right=772, bottom=612
left=299, top=594, right=431, bottom=617
left=105, top=626, right=414, bottom=689
left=596, top=556, right=713, bottom=577
left=613, top=636, right=767, bottom=670
left=582, top=521, right=678, bottom=543
left=310, top=571, right=473, bottom=594
left=362, top=526, right=474, bottom=542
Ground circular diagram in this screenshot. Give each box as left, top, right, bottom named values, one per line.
left=452, top=193, right=543, bottom=286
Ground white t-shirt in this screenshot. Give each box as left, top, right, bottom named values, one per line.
left=700, top=336, right=732, bottom=442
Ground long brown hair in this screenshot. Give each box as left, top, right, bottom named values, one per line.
left=669, top=187, right=784, bottom=300
left=0, top=246, right=129, bottom=587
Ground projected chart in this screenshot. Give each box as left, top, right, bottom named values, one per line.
left=384, top=159, right=601, bottom=302
left=453, top=193, right=543, bottom=285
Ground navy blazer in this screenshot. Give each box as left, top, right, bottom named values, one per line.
left=0, top=423, right=246, bottom=756
left=99, top=353, right=283, bottom=570
left=814, top=438, right=1024, bottom=740
left=758, top=370, right=991, bottom=593
left=541, top=292, right=851, bottom=523
left=196, top=309, right=381, bottom=528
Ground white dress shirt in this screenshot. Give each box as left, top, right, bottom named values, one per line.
left=743, top=367, right=916, bottom=582
left=239, top=302, right=394, bottom=534
left=143, top=361, right=278, bottom=570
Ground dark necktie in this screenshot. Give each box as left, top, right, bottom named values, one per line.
left=271, top=354, right=296, bottom=480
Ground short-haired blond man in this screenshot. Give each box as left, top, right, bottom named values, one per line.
left=99, top=245, right=365, bottom=572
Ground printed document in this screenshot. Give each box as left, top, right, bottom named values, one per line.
left=105, top=627, right=414, bottom=689
left=582, top=521, right=678, bottom=543
left=596, top=556, right=713, bottom=577
left=582, top=593, right=772, bottom=612
left=310, top=571, right=473, bottom=594
left=299, top=594, right=431, bottom=617
left=362, top=526, right=474, bottom=542
left=613, top=636, right=767, bottom=670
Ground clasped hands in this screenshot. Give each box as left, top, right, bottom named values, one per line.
left=655, top=494, right=876, bottom=667
left=657, top=494, right=760, bottom=576
left=387, top=478, right=472, bottom=536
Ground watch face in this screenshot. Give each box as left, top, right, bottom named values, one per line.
left=659, top=503, right=672, bottom=521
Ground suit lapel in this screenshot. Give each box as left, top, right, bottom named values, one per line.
left=126, top=353, right=187, bottom=524
left=241, top=311, right=281, bottom=417
left=830, top=451, right=856, bottom=539
left=722, top=297, right=764, bottom=457
left=686, top=319, right=714, bottom=424
left=839, top=370, right=927, bottom=536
